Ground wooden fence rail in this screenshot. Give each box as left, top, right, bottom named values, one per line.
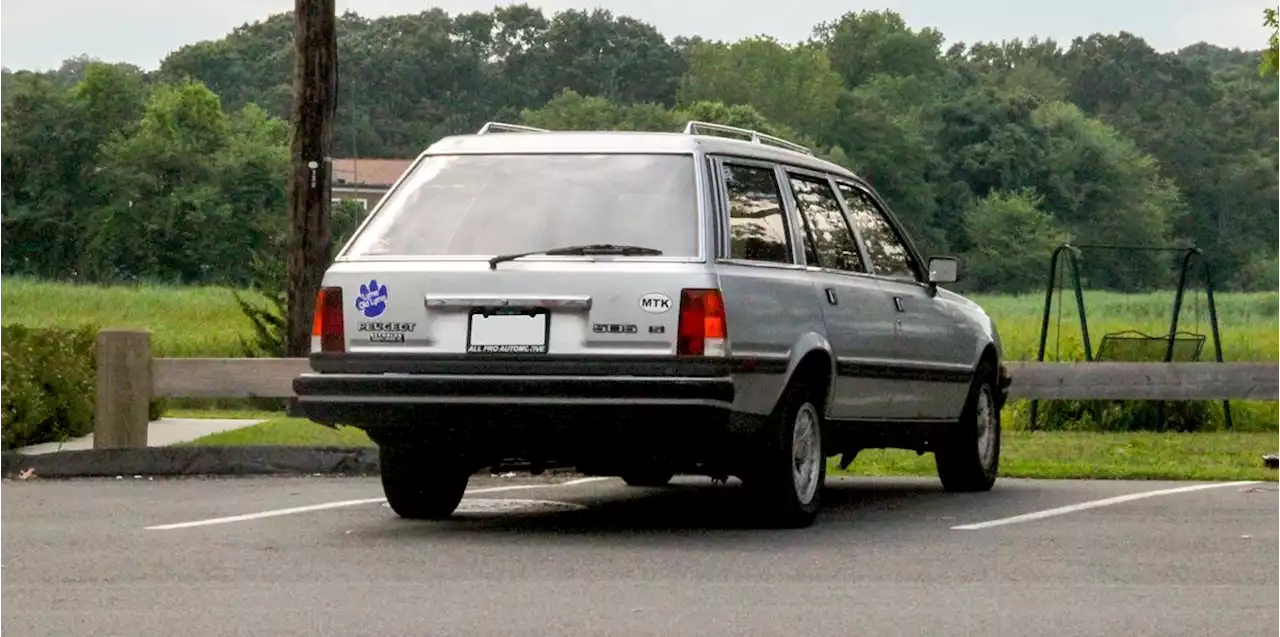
left=94, top=329, right=1280, bottom=449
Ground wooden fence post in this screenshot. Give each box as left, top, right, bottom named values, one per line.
left=94, top=329, right=152, bottom=449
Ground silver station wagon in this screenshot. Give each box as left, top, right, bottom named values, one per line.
left=294, top=121, right=1011, bottom=528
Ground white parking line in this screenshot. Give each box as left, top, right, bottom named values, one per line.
left=144, top=476, right=611, bottom=531
left=951, top=480, right=1261, bottom=531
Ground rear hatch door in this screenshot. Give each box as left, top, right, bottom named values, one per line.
left=319, top=147, right=713, bottom=359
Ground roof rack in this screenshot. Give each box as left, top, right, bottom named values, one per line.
left=682, top=121, right=813, bottom=156
left=476, top=121, right=549, bottom=134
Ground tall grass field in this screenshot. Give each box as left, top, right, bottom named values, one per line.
left=2, top=277, right=1276, bottom=429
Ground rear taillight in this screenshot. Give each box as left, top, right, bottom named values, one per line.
left=311, top=286, right=345, bottom=353
left=676, top=288, right=727, bottom=356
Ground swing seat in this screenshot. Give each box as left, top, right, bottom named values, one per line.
left=1093, top=330, right=1206, bottom=363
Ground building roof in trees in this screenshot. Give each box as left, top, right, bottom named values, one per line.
left=332, top=158, right=415, bottom=187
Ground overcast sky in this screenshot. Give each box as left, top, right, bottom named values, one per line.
left=2, top=0, right=1274, bottom=72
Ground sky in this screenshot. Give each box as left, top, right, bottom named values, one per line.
left=1, top=0, right=1274, bottom=72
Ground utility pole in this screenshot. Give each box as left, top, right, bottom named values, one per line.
left=286, top=0, right=337, bottom=357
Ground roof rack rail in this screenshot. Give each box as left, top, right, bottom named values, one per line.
left=682, top=120, right=813, bottom=156
left=476, top=121, right=550, bottom=134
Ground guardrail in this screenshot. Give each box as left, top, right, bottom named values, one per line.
left=94, top=329, right=1280, bottom=449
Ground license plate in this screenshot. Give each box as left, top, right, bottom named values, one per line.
left=466, top=308, right=549, bottom=354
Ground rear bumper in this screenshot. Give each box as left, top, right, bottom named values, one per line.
left=293, top=353, right=740, bottom=426
left=292, top=366, right=750, bottom=465
left=295, top=353, right=760, bottom=425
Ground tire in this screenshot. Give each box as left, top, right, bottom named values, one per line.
left=379, top=444, right=471, bottom=520
left=934, top=364, right=1001, bottom=492
left=620, top=471, right=675, bottom=487
left=741, top=379, right=827, bottom=529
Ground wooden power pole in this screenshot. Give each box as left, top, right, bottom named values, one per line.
left=285, top=0, right=338, bottom=357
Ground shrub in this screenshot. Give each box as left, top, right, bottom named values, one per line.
left=2, top=325, right=97, bottom=449
left=1, top=325, right=165, bottom=450
left=1025, top=399, right=1221, bottom=432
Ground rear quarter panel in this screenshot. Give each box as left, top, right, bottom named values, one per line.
left=715, top=262, right=831, bottom=416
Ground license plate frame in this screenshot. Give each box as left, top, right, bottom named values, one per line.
left=465, top=307, right=551, bottom=354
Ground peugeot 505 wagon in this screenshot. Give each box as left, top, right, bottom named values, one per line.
left=293, top=120, right=1011, bottom=528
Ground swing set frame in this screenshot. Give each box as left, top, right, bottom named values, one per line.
left=1027, top=243, right=1232, bottom=430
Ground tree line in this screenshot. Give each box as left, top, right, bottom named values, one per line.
left=2, top=6, right=1277, bottom=294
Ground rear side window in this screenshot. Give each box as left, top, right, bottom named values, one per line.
left=721, top=162, right=792, bottom=264
left=343, top=153, right=700, bottom=258
left=787, top=174, right=866, bottom=273
left=836, top=182, right=918, bottom=281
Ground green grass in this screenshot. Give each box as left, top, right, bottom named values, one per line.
left=0, top=277, right=268, bottom=358
left=191, top=417, right=1278, bottom=482
left=186, top=417, right=375, bottom=446
left=837, top=431, right=1279, bottom=482
left=967, top=290, right=1279, bottom=363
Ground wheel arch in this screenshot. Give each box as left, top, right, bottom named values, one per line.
left=977, top=343, right=998, bottom=375
left=780, top=332, right=836, bottom=414
left=976, top=342, right=1010, bottom=411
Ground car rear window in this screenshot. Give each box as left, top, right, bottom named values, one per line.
left=342, top=153, right=701, bottom=258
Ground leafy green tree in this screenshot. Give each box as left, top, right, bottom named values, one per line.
left=81, top=80, right=287, bottom=285
left=535, top=8, right=686, bottom=107
left=1, top=62, right=149, bottom=278
left=827, top=74, right=945, bottom=253
left=157, top=13, right=295, bottom=116
left=952, top=38, right=1068, bottom=102
left=813, top=10, right=946, bottom=88
left=1030, top=100, right=1184, bottom=290
left=962, top=189, right=1070, bottom=293
left=520, top=89, right=680, bottom=131
left=929, top=86, right=1052, bottom=252
left=519, top=89, right=810, bottom=146
left=676, top=36, right=842, bottom=137
left=0, top=72, right=88, bottom=277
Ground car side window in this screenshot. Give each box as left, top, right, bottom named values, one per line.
left=836, top=182, right=918, bottom=281
left=787, top=174, right=867, bottom=273
left=721, top=162, right=792, bottom=265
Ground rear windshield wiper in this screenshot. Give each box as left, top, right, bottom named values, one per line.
left=488, top=244, right=664, bottom=270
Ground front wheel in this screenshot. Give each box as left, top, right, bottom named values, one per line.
left=741, top=381, right=827, bottom=529
left=379, top=444, right=471, bottom=520
left=934, top=366, right=1001, bottom=492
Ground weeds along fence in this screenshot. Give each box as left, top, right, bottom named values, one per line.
left=93, top=329, right=1279, bottom=449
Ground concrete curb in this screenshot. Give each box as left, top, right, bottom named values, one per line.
left=1, top=445, right=380, bottom=479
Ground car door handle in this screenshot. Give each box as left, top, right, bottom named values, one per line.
left=825, top=288, right=838, bottom=305
left=893, top=296, right=905, bottom=313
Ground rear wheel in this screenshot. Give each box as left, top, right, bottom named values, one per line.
left=934, top=364, right=1001, bottom=492
left=379, top=444, right=471, bottom=520
left=741, top=379, right=826, bottom=529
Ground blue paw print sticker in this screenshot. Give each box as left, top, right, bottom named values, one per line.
left=355, top=279, right=388, bottom=318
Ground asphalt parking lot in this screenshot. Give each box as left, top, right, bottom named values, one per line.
left=3, top=473, right=1277, bottom=637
